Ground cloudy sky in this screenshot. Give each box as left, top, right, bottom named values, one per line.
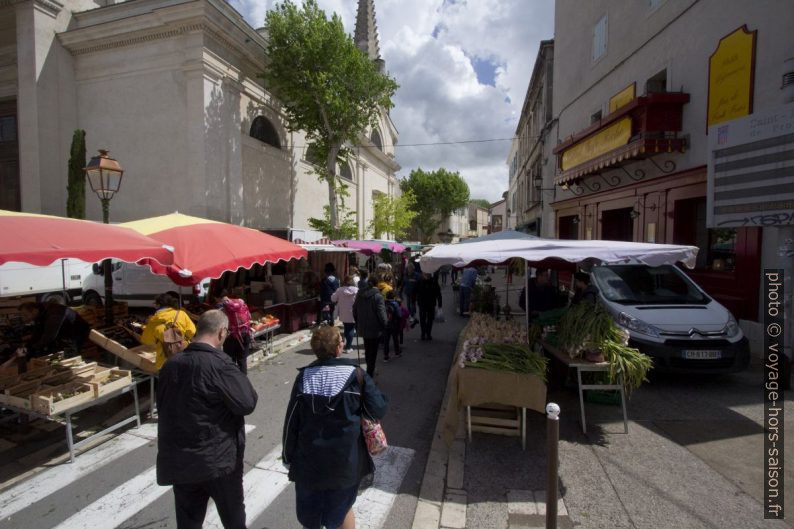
left=229, top=0, right=555, bottom=203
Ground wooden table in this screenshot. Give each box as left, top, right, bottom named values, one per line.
left=540, top=340, right=628, bottom=434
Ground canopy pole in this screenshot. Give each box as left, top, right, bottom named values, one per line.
left=525, top=260, right=530, bottom=334
left=60, top=259, right=68, bottom=304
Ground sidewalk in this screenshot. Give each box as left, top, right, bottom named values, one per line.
left=412, top=274, right=793, bottom=529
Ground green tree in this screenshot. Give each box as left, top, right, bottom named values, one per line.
left=309, top=205, right=358, bottom=240
left=263, top=0, right=398, bottom=232
left=400, top=168, right=470, bottom=243
left=471, top=198, right=492, bottom=210
left=66, top=129, right=86, bottom=219
left=369, top=189, right=418, bottom=239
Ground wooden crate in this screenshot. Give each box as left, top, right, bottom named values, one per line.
left=0, top=379, right=42, bottom=410
left=86, top=368, right=133, bottom=397
left=468, top=404, right=522, bottom=437
left=40, top=368, right=77, bottom=387
left=126, top=345, right=158, bottom=373
left=32, top=382, right=95, bottom=415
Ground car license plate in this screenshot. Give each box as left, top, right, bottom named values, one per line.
left=683, top=349, right=722, bottom=360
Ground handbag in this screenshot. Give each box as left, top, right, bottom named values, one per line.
left=355, top=368, right=388, bottom=456
left=162, top=311, right=187, bottom=358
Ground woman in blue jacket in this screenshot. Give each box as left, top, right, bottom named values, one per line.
left=282, top=325, right=388, bottom=529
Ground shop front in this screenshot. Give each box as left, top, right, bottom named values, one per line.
left=551, top=92, right=761, bottom=322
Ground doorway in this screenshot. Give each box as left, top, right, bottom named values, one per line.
left=0, top=100, right=19, bottom=211
left=601, top=207, right=634, bottom=241
left=558, top=215, right=579, bottom=240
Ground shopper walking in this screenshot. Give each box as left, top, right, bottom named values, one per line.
left=353, top=276, right=388, bottom=377
left=440, top=266, right=449, bottom=286
left=416, top=272, right=442, bottom=340
left=331, top=275, right=359, bottom=354
left=402, top=261, right=421, bottom=324
left=382, top=291, right=403, bottom=361
left=141, top=293, right=197, bottom=372
left=156, top=310, right=258, bottom=529
left=219, top=289, right=253, bottom=374
left=282, top=325, right=388, bottom=529
left=320, top=263, right=340, bottom=325
left=459, top=267, right=478, bottom=316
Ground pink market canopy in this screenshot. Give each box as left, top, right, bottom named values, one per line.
left=332, top=239, right=407, bottom=256
left=419, top=237, right=698, bottom=273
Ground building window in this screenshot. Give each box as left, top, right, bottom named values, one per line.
left=339, top=161, right=354, bottom=181
left=249, top=116, right=281, bottom=148
left=648, top=0, right=665, bottom=11
left=645, top=69, right=667, bottom=94
left=0, top=116, right=16, bottom=143
left=591, top=109, right=602, bottom=123
left=592, top=14, right=607, bottom=63
left=370, top=128, right=383, bottom=150
left=304, top=143, right=322, bottom=166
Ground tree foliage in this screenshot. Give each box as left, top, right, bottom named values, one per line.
left=263, top=0, right=398, bottom=230
left=67, top=129, right=86, bottom=219
left=308, top=205, right=358, bottom=240
left=400, top=168, right=470, bottom=243
left=369, top=189, right=418, bottom=240
left=470, top=198, right=492, bottom=210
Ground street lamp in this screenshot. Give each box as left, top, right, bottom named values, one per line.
left=84, top=149, right=124, bottom=325
left=84, top=149, right=124, bottom=224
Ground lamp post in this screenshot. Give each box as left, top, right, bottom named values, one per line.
left=84, top=149, right=124, bottom=325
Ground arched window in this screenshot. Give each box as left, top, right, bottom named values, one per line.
left=305, top=143, right=322, bottom=166
left=249, top=116, right=281, bottom=148
left=370, top=128, right=383, bottom=150
left=339, top=162, right=353, bottom=181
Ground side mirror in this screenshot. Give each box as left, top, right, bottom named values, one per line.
left=92, top=263, right=102, bottom=275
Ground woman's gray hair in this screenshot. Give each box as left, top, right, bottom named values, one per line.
left=196, top=309, right=229, bottom=336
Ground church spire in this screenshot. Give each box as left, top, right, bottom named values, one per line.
left=354, top=0, right=384, bottom=72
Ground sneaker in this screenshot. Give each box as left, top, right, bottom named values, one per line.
left=383, top=357, right=390, bottom=363
left=344, top=348, right=353, bottom=354
left=395, top=352, right=403, bottom=358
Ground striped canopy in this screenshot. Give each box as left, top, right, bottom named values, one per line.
left=122, top=213, right=307, bottom=285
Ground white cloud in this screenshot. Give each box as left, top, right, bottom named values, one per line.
left=228, top=0, right=555, bottom=202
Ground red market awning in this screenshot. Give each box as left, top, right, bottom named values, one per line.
left=0, top=210, right=175, bottom=267
left=121, top=213, right=308, bottom=285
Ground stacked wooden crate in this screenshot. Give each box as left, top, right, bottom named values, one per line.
left=88, top=327, right=157, bottom=374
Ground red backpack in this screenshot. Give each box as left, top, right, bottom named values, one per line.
left=222, top=299, right=252, bottom=343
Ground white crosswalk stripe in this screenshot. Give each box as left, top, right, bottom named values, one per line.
left=1, top=423, right=414, bottom=529
left=0, top=422, right=157, bottom=521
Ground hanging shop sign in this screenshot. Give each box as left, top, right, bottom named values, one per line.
left=707, top=102, right=794, bottom=228
left=707, top=25, right=756, bottom=128
left=609, top=83, right=636, bottom=114
left=561, top=117, right=632, bottom=171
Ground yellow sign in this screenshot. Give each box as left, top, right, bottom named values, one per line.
left=707, top=26, right=756, bottom=127
left=609, top=83, right=635, bottom=113
left=561, top=117, right=632, bottom=171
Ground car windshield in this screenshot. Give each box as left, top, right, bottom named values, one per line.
left=592, top=265, right=710, bottom=305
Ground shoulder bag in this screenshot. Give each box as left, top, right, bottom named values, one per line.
left=355, top=368, right=388, bottom=456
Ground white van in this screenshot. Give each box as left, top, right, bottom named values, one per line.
left=591, top=263, right=750, bottom=373
left=82, top=261, right=210, bottom=308
left=0, top=260, right=93, bottom=304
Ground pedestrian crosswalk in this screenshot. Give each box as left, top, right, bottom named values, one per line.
left=0, top=422, right=415, bottom=529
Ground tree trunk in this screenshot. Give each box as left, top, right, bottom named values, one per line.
left=326, top=142, right=342, bottom=232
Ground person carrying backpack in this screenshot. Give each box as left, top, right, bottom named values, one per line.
left=382, top=291, right=402, bottom=362
left=219, top=289, right=252, bottom=374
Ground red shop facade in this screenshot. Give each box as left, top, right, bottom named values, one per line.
left=551, top=93, right=760, bottom=321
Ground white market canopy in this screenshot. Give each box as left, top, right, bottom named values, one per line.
left=419, top=237, right=699, bottom=273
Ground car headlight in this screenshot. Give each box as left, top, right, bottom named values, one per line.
left=724, top=317, right=740, bottom=338
left=618, top=312, right=661, bottom=338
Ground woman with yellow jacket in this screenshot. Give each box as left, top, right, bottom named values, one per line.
left=141, top=293, right=196, bottom=371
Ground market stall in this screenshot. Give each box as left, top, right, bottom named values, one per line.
left=424, top=235, right=698, bottom=438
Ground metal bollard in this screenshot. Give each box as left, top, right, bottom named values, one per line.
left=546, top=402, right=560, bottom=529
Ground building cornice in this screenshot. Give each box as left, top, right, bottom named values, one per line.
left=0, top=0, right=63, bottom=16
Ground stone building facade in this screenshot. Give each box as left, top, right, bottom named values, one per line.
left=0, top=0, right=399, bottom=239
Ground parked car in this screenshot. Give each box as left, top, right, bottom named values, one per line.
left=82, top=261, right=210, bottom=308
left=591, top=263, right=750, bottom=373
left=0, top=260, right=93, bottom=305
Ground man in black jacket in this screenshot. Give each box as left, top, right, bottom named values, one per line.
left=353, top=276, right=387, bottom=377
left=156, top=310, right=258, bottom=529
left=415, top=273, right=442, bottom=340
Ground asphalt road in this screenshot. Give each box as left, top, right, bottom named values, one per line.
left=0, top=285, right=463, bottom=529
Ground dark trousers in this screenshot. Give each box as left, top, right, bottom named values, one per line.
left=342, top=322, right=356, bottom=350
left=172, top=461, right=246, bottom=529
left=419, top=305, right=434, bottom=338
left=363, top=337, right=380, bottom=377
left=223, top=334, right=251, bottom=374
left=382, top=329, right=401, bottom=358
